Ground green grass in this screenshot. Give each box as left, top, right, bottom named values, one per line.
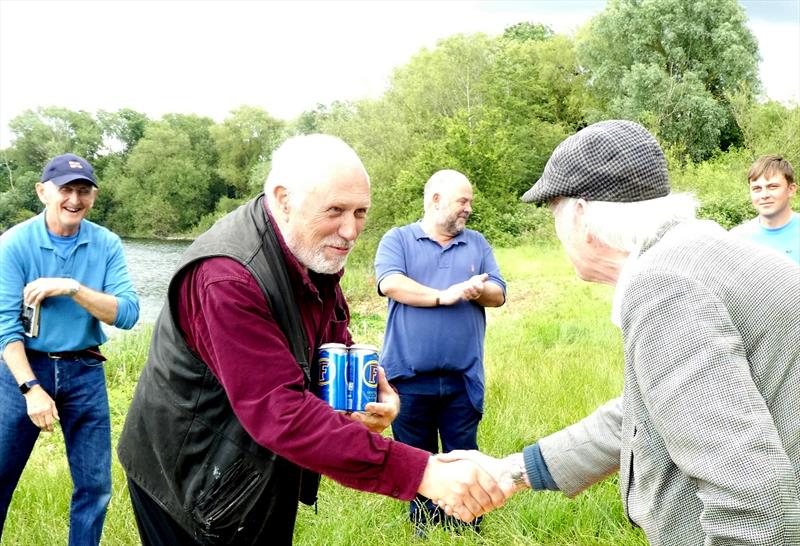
left=3, top=244, right=645, bottom=545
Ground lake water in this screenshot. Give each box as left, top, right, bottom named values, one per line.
left=119, top=238, right=191, bottom=326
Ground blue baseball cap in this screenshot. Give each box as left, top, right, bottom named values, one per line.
left=40, top=153, right=98, bottom=187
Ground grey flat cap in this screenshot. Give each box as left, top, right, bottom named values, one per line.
left=521, top=120, right=670, bottom=204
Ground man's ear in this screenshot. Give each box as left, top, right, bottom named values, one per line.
left=574, top=199, right=592, bottom=243
left=34, top=182, right=48, bottom=205
left=273, top=185, right=291, bottom=216
left=789, top=182, right=798, bottom=198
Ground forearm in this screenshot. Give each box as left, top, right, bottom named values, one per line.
left=379, top=273, right=440, bottom=307
left=537, top=397, right=623, bottom=497
left=71, top=283, right=118, bottom=325
left=474, top=280, right=505, bottom=307
left=2, top=340, right=36, bottom=383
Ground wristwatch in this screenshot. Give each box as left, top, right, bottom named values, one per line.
left=19, top=379, right=40, bottom=394
left=67, top=279, right=80, bottom=296
left=505, top=454, right=529, bottom=489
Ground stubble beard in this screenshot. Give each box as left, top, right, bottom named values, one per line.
left=440, top=210, right=469, bottom=236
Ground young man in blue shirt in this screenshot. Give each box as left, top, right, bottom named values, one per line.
left=730, top=155, right=799, bottom=264
left=0, top=153, right=139, bottom=545
left=375, top=169, right=506, bottom=535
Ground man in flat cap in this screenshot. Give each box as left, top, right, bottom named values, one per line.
left=440, top=120, right=800, bottom=545
left=0, top=153, right=140, bottom=545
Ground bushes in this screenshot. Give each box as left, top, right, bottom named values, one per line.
left=668, top=147, right=755, bottom=229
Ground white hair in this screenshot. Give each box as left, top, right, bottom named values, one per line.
left=264, top=134, right=369, bottom=209
left=552, top=193, right=699, bottom=252
left=423, top=169, right=470, bottom=213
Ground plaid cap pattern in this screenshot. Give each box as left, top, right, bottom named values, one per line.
left=521, top=120, right=669, bottom=204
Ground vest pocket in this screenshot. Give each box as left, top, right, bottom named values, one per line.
left=191, top=457, right=267, bottom=543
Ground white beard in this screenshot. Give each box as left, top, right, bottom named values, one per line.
left=283, top=223, right=351, bottom=275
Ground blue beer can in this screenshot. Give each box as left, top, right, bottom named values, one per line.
left=348, top=344, right=379, bottom=412
left=317, top=343, right=349, bottom=411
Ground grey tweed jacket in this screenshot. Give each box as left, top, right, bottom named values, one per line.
left=539, top=220, right=800, bottom=545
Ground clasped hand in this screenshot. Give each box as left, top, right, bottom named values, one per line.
left=439, top=273, right=489, bottom=305
left=417, top=451, right=516, bottom=523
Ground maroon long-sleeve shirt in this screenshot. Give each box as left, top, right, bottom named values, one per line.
left=175, top=215, right=428, bottom=501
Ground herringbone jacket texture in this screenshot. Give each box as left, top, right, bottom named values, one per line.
left=539, top=221, right=800, bottom=545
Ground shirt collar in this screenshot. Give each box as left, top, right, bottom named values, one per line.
left=412, top=221, right=468, bottom=247
left=758, top=211, right=799, bottom=232
left=34, top=210, right=93, bottom=249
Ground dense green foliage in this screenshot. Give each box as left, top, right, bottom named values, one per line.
left=5, top=246, right=649, bottom=545
left=1, top=0, right=797, bottom=242
left=577, top=0, right=760, bottom=160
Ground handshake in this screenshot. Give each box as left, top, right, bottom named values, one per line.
left=417, top=450, right=530, bottom=523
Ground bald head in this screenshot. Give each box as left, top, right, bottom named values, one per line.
left=423, top=170, right=471, bottom=212
left=422, top=169, right=473, bottom=238
left=265, top=134, right=370, bottom=210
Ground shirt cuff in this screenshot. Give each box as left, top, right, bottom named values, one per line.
left=523, top=442, right=559, bottom=491
left=376, top=440, right=429, bottom=501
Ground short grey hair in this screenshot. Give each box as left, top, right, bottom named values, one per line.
left=552, top=193, right=698, bottom=252
left=423, top=169, right=470, bottom=213
left=264, top=134, right=369, bottom=209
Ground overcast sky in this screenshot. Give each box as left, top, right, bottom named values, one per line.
left=1, top=0, right=798, bottom=149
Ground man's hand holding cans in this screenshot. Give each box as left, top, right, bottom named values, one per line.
left=346, top=366, right=399, bottom=433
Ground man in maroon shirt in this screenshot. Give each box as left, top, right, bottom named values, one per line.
left=118, top=134, right=509, bottom=545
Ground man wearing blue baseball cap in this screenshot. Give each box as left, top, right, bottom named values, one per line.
left=0, top=153, right=140, bottom=545
left=440, top=121, right=800, bottom=544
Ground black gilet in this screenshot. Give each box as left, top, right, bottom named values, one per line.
left=118, top=194, right=319, bottom=544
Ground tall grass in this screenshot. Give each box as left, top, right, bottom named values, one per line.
left=3, top=244, right=645, bottom=545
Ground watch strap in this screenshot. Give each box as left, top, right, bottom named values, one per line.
left=19, top=379, right=40, bottom=394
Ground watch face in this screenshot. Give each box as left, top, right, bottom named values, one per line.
left=19, top=380, right=38, bottom=394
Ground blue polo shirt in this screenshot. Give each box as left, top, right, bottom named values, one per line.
left=375, top=223, right=506, bottom=412
left=0, top=211, right=140, bottom=353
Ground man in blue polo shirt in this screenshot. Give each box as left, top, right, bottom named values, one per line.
left=0, top=153, right=139, bottom=545
left=375, top=169, right=506, bottom=534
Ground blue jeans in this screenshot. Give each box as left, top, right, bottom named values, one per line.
left=391, top=376, right=482, bottom=530
left=0, top=351, right=112, bottom=546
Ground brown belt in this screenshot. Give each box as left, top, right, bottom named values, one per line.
left=27, top=347, right=106, bottom=362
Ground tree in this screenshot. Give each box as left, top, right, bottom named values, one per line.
left=578, top=0, right=760, bottom=160
left=729, top=94, right=800, bottom=165
left=7, top=107, right=104, bottom=169
left=111, top=121, right=216, bottom=235
left=97, top=108, right=149, bottom=153
left=502, top=21, right=553, bottom=43
left=293, top=101, right=354, bottom=135
left=210, top=106, right=285, bottom=199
